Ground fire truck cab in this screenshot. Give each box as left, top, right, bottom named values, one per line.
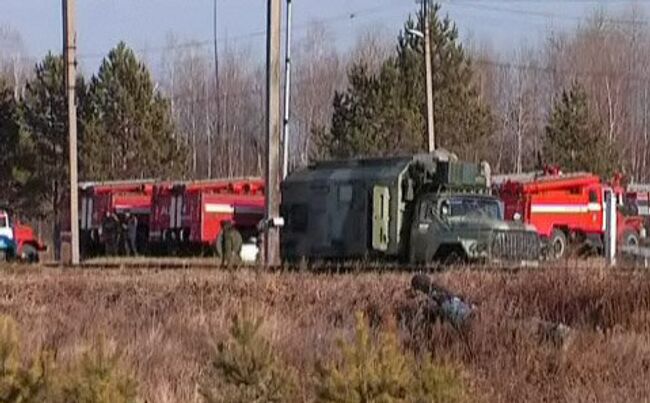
left=495, top=169, right=644, bottom=259
left=0, top=208, right=46, bottom=263
left=0, top=210, right=15, bottom=260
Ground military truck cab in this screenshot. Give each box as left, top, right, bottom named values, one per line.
left=281, top=151, right=540, bottom=265
left=409, top=193, right=538, bottom=263
left=410, top=194, right=500, bottom=262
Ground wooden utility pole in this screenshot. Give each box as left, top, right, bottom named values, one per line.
left=63, top=0, right=80, bottom=265
left=423, top=0, right=435, bottom=152
left=281, top=0, right=293, bottom=180
left=211, top=0, right=219, bottom=179
left=264, top=0, right=282, bottom=266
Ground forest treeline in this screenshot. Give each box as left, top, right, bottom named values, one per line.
left=0, top=4, right=647, bottom=235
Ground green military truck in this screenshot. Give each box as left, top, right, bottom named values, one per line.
left=280, top=151, right=540, bottom=264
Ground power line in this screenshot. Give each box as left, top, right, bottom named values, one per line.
left=75, top=3, right=414, bottom=61
left=448, top=0, right=650, bottom=25
left=474, top=58, right=650, bottom=84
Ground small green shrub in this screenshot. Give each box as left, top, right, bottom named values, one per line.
left=201, top=313, right=295, bottom=403
left=60, top=338, right=138, bottom=403
left=315, top=312, right=467, bottom=403
left=0, top=315, right=138, bottom=403
left=0, top=315, right=60, bottom=403
left=0, top=314, right=23, bottom=401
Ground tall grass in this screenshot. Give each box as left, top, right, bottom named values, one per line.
left=0, top=265, right=648, bottom=402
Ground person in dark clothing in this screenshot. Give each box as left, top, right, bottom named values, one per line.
left=101, top=211, right=119, bottom=256
left=217, top=220, right=243, bottom=268
left=116, top=213, right=127, bottom=256
left=411, top=273, right=475, bottom=330
left=125, top=213, right=138, bottom=256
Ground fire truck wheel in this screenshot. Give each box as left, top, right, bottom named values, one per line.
left=1, top=248, right=15, bottom=262
left=20, top=244, right=39, bottom=264
left=622, top=230, right=640, bottom=247
left=549, top=230, right=567, bottom=260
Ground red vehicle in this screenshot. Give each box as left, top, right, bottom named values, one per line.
left=495, top=168, right=644, bottom=259
left=78, top=180, right=155, bottom=256
left=0, top=208, right=46, bottom=262
left=149, top=178, right=265, bottom=253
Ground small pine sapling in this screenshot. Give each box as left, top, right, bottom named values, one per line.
left=201, top=313, right=295, bottom=403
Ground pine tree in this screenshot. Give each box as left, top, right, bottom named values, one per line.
left=0, top=77, right=21, bottom=207
left=21, top=54, right=87, bottom=258
left=543, top=82, right=618, bottom=177
left=319, top=5, right=492, bottom=160
left=201, top=313, right=295, bottom=403
left=85, top=42, right=187, bottom=180
left=60, top=339, right=138, bottom=403
left=315, top=312, right=467, bottom=403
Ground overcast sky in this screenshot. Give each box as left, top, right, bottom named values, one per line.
left=0, top=0, right=640, bottom=72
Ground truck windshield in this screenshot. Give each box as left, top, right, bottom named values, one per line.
left=0, top=216, right=6, bottom=228
left=443, top=197, right=502, bottom=220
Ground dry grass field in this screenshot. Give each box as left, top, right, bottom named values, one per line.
left=0, top=264, right=649, bottom=402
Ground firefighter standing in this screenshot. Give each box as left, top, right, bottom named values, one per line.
left=117, top=213, right=127, bottom=256
left=125, top=213, right=138, bottom=256
left=101, top=211, right=119, bottom=255
left=218, top=220, right=242, bottom=268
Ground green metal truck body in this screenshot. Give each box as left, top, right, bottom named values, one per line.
left=280, top=151, right=539, bottom=264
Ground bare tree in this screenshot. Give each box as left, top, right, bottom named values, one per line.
left=291, top=22, right=346, bottom=167
left=0, top=24, right=31, bottom=98
left=349, top=24, right=392, bottom=74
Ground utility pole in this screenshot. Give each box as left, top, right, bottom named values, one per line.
left=423, top=0, right=435, bottom=152
left=63, top=0, right=80, bottom=265
left=264, top=0, right=282, bottom=266
left=281, top=0, right=293, bottom=180
left=211, top=0, right=220, bottom=179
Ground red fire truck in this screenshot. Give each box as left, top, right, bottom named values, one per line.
left=78, top=180, right=155, bottom=256
left=0, top=208, right=46, bottom=262
left=149, top=178, right=265, bottom=254
left=495, top=169, right=645, bottom=259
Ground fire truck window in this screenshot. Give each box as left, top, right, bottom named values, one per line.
left=588, top=190, right=598, bottom=203
left=0, top=217, right=6, bottom=228
left=289, top=204, right=308, bottom=233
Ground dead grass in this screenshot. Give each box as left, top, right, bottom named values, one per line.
left=0, top=264, right=648, bottom=402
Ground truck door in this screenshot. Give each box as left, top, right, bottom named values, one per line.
left=80, top=196, right=93, bottom=231
left=601, top=188, right=611, bottom=232
left=372, top=186, right=390, bottom=251
left=0, top=211, right=12, bottom=241
left=409, top=198, right=445, bottom=263
left=169, top=193, right=183, bottom=229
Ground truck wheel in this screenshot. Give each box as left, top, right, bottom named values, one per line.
left=20, top=244, right=39, bottom=264
left=549, top=230, right=567, bottom=260
left=622, top=230, right=640, bottom=248
left=1, top=248, right=15, bottom=263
